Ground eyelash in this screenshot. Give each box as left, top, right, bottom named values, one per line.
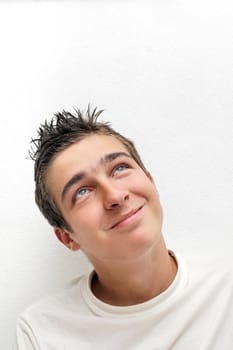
left=112, top=163, right=129, bottom=175
left=72, top=163, right=130, bottom=203
left=73, top=187, right=91, bottom=202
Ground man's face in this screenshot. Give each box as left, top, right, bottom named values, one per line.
left=47, top=134, right=163, bottom=265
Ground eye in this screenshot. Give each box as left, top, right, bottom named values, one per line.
left=74, top=187, right=90, bottom=201
left=113, top=163, right=129, bottom=175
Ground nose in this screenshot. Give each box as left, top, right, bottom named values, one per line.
left=101, top=181, right=129, bottom=210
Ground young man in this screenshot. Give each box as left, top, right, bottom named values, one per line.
left=17, top=107, right=233, bottom=349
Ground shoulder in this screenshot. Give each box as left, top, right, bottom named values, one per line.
left=18, top=274, right=87, bottom=324
left=16, top=274, right=93, bottom=348
left=185, top=250, right=232, bottom=271
left=180, top=250, right=233, bottom=288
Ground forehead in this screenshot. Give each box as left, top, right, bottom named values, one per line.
left=46, top=134, right=130, bottom=199
left=53, top=134, right=129, bottom=170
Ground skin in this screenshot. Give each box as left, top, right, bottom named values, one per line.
left=46, top=134, right=177, bottom=306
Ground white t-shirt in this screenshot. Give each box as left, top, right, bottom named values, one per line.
left=17, top=252, right=233, bottom=349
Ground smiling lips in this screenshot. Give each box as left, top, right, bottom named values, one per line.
left=110, top=206, right=143, bottom=230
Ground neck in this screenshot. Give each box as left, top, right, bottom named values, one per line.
left=91, top=240, right=178, bottom=306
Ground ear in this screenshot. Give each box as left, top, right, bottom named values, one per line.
left=54, top=227, right=80, bottom=251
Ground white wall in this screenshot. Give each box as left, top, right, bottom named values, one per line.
left=0, top=0, right=233, bottom=348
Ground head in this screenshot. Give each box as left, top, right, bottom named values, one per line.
left=30, top=106, right=147, bottom=232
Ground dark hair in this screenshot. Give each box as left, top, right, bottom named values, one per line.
left=30, top=106, right=146, bottom=230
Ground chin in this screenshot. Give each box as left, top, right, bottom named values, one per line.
left=125, top=226, right=161, bottom=256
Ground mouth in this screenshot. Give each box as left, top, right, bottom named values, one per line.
left=109, top=206, right=143, bottom=230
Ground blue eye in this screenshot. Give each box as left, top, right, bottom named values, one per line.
left=75, top=188, right=90, bottom=200
left=114, top=164, right=128, bottom=174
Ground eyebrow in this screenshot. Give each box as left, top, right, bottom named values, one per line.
left=61, top=151, right=131, bottom=202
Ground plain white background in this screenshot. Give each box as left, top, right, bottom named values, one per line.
left=0, top=0, right=232, bottom=348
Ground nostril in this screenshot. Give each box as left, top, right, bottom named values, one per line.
left=103, top=188, right=129, bottom=209
left=111, top=203, right=119, bottom=208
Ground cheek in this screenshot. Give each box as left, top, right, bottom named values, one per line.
left=131, top=177, right=157, bottom=197
left=68, top=201, right=102, bottom=233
